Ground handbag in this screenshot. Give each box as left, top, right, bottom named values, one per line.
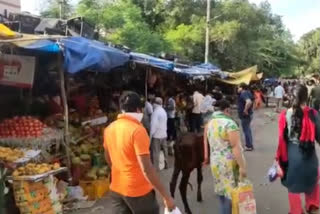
left=231, top=179, right=257, bottom=214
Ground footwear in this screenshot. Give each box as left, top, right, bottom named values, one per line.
left=244, top=147, right=254, bottom=151
left=308, top=206, right=319, bottom=214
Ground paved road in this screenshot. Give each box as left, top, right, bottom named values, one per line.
left=69, top=108, right=310, bottom=214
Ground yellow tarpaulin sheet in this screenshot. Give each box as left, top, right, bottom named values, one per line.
left=220, top=65, right=263, bottom=85
left=228, top=65, right=258, bottom=78
left=0, top=24, right=16, bottom=39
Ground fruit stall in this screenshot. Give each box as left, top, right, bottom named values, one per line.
left=0, top=27, right=130, bottom=213
left=0, top=144, right=67, bottom=214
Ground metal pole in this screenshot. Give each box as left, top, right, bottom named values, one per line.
left=80, top=17, right=84, bottom=36
left=205, top=0, right=211, bottom=64
left=145, top=68, right=149, bottom=99
left=59, top=0, right=62, bottom=19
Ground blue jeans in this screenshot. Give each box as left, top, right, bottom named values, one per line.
left=218, top=195, right=232, bottom=214
left=240, top=116, right=253, bottom=148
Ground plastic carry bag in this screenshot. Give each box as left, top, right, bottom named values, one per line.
left=164, top=207, right=182, bottom=214
left=231, top=180, right=257, bottom=214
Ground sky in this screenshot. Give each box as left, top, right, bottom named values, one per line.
left=249, top=0, right=320, bottom=40
left=21, top=0, right=320, bottom=41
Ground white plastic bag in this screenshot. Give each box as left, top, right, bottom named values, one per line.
left=159, top=151, right=165, bottom=170
left=164, top=207, right=182, bottom=214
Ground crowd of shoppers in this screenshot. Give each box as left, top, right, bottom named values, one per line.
left=102, top=78, right=320, bottom=214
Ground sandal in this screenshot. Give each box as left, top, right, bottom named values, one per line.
left=308, top=207, right=319, bottom=214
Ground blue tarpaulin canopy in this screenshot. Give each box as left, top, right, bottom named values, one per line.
left=61, top=37, right=130, bottom=74
left=24, top=39, right=60, bottom=52
left=130, top=52, right=174, bottom=71
left=174, top=66, right=213, bottom=76
left=2, top=32, right=224, bottom=77
left=197, top=63, right=221, bottom=72
left=173, top=63, right=223, bottom=78
left=1, top=35, right=130, bottom=74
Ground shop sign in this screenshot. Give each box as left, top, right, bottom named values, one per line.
left=0, top=54, right=36, bottom=88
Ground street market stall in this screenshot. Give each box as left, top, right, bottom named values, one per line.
left=0, top=25, right=129, bottom=213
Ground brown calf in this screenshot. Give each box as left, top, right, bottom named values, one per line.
left=170, top=133, right=204, bottom=214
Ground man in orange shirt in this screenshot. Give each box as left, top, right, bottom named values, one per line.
left=104, top=92, right=175, bottom=213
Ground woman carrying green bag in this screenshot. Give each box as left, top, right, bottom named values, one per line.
left=203, top=99, right=247, bottom=214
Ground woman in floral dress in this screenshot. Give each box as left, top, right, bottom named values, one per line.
left=203, top=99, right=247, bottom=214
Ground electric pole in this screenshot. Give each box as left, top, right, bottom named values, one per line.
left=205, top=0, right=211, bottom=64
left=59, top=0, right=63, bottom=19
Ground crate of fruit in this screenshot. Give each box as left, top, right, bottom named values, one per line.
left=7, top=163, right=67, bottom=182
left=0, top=146, right=41, bottom=163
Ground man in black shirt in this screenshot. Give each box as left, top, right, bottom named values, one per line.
left=238, top=83, right=254, bottom=151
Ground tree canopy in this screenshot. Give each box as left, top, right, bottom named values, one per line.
left=39, top=0, right=319, bottom=77
left=41, top=0, right=73, bottom=19
left=298, top=28, right=320, bottom=75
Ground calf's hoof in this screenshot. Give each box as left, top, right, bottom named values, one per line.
left=169, top=183, right=175, bottom=198
left=197, top=192, right=203, bottom=202
left=185, top=209, right=192, bottom=214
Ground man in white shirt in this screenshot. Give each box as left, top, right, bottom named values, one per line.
left=200, top=93, right=216, bottom=124
left=192, top=90, right=204, bottom=132
left=274, top=82, right=285, bottom=112
left=166, top=93, right=176, bottom=156
left=150, top=97, right=168, bottom=170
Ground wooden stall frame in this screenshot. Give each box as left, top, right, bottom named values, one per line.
left=58, top=51, right=72, bottom=183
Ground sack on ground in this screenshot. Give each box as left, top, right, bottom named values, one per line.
left=232, top=180, right=257, bottom=214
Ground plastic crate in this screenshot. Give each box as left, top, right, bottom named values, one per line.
left=79, top=177, right=110, bottom=200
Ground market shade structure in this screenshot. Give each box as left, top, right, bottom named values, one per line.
left=61, top=37, right=130, bottom=74
left=0, top=34, right=130, bottom=73
left=1, top=34, right=62, bottom=52
left=220, top=65, right=263, bottom=85
left=174, top=63, right=224, bottom=78
left=130, top=52, right=174, bottom=71
left=197, top=63, right=221, bottom=71
left=174, top=65, right=213, bottom=76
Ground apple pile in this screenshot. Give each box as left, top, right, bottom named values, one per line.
left=0, top=116, right=47, bottom=138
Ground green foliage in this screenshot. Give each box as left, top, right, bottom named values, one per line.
left=164, top=17, right=205, bottom=61
left=208, top=0, right=298, bottom=76
left=41, top=0, right=73, bottom=19
left=76, top=0, right=102, bottom=26
left=101, top=0, right=168, bottom=54
left=298, top=28, right=320, bottom=74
